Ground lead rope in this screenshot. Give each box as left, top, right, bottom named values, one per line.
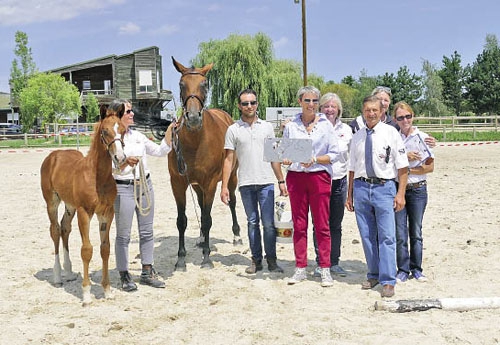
left=133, top=157, right=152, bottom=216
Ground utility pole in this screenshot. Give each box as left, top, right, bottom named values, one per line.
left=294, top=0, right=307, bottom=86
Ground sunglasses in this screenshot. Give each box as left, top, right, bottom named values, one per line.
left=303, top=98, right=319, bottom=104
left=126, top=109, right=133, bottom=114
left=396, top=114, right=412, bottom=121
left=240, top=101, right=257, bottom=106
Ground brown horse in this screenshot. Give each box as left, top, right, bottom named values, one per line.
left=169, top=57, right=241, bottom=270
left=40, top=108, right=127, bottom=306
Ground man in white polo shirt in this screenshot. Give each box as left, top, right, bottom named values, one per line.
left=220, top=89, right=287, bottom=274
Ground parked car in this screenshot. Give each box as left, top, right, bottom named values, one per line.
left=0, top=123, right=22, bottom=137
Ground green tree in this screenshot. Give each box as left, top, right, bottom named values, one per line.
left=391, top=66, right=422, bottom=105
left=320, top=83, right=359, bottom=118
left=484, top=33, right=499, bottom=51
left=85, top=92, right=100, bottom=123
left=192, top=32, right=273, bottom=117
left=10, top=31, right=37, bottom=112
left=306, top=73, right=325, bottom=91
left=341, top=75, right=356, bottom=87
left=466, top=43, right=500, bottom=115
left=19, top=73, right=81, bottom=129
left=417, top=60, right=449, bottom=117
left=349, top=70, right=377, bottom=115
left=439, top=51, right=465, bottom=116
left=265, top=59, right=302, bottom=107
left=192, top=32, right=302, bottom=117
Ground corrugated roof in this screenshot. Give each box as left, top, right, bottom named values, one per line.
left=47, top=46, right=160, bottom=73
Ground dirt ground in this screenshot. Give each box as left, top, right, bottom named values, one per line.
left=0, top=142, right=499, bottom=345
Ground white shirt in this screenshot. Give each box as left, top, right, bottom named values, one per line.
left=331, top=118, right=352, bottom=180
left=283, top=113, right=339, bottom=177
left=113, top=128, right=171, bottom=180
left=349, top=121, right=408, bottom=179
left=224, top=118, right=276, bottom=187
left=401, top=126, right=434, bottom=184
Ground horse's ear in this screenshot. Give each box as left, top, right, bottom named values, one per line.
left=200, top=62, right=214, bottom=76
left=99, top=104, right=108, bottom=120
left=172, top=56, right=187, bottom=74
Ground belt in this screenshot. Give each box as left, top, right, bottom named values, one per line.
left=406, top=180, right=427, bottom=190
left=115, top=173, right=150, bottom=185
left=356, top=177, right=392, bottom=185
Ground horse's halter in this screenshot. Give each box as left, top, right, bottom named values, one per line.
left=100, top=122, right=125, bottom=158
left=180, top=71, right=208, bottom=130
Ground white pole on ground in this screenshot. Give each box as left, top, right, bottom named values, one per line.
left=375, top=297, right=500, bottom=313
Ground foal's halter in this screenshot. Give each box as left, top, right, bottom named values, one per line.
left=100, top=127, right=125, bottom=152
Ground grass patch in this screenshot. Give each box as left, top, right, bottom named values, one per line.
left=427, top=131, right=500, bottom=142
left=0, top=135, right=92, bottom=148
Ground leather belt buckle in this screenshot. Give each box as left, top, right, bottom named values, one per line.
left=358, top=177, right=387, bottom=185
left=406, top=180, right=427, bottom=190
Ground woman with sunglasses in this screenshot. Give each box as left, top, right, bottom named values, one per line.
left=393, top=101, right=434, bottom=283
left=110, top=99, right=172, bottom=292
left=282, top=86, right=340, bottom=287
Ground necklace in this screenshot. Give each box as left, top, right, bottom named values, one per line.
left=301, top=115, right=315, bottom=127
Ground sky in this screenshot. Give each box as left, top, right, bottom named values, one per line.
left=1, top=0, right=499, bottom=106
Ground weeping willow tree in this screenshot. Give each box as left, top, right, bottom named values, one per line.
left=265, top=59, right=303, bottom=110
left=192, top=32, right=302, bottom=118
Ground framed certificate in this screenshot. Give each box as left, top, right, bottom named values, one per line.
left=405, top=133, right=432, bottom=165
left=263, top=138, right=313, bottom=163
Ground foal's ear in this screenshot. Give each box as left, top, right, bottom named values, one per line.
left=115, top=103, right=125, bottom=118
left=99, top=104, right=108, bottom=120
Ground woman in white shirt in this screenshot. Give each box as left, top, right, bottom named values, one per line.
left=110, top=99, right=172, bottom=292
left=393, top=101, right=434, bottom=283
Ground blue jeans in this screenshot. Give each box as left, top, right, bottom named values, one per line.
left=354, top=179, right=397, bottom=286
left=239, top=184, right=277, bottom=261
left=395, top=184, right=428, bottom=274
left=313, top=175, right=347, bottom=266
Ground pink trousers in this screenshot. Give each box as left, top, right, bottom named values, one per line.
left=286, top=170, right=332, bottom=268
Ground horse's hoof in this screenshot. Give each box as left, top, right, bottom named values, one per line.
left=174, top=264, right=187, bottom=272
left=53, top=282, right=63, bottom=288
left=200, top=261, right=214, bottom=269
left=82, top=300, right=92, bottom=307
left=104, top=289, right=114, bottom=300
left=233, top=238, right=243, bottom=246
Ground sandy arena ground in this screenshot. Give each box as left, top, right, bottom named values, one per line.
left=0, top=142, right=499, bottom=345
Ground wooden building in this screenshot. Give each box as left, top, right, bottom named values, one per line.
left=48, top=46, right=173, bottom=121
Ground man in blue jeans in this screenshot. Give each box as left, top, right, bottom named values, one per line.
left=345, top=95, right=409, bottom=298
left=220, top=89, right=287, bottom=274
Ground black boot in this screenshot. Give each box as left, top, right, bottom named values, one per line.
left=245, top=258, right=263, bottom=274
left=267, top=258, right=284, bottom=273
left=119, top=271, right=137, bottom=292
left=140, top=265, right=165, bottom=288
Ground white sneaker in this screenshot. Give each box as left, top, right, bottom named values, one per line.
left=320, top=268, right=334, bottom=287
left=288, top=267, right=307, bottom=285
